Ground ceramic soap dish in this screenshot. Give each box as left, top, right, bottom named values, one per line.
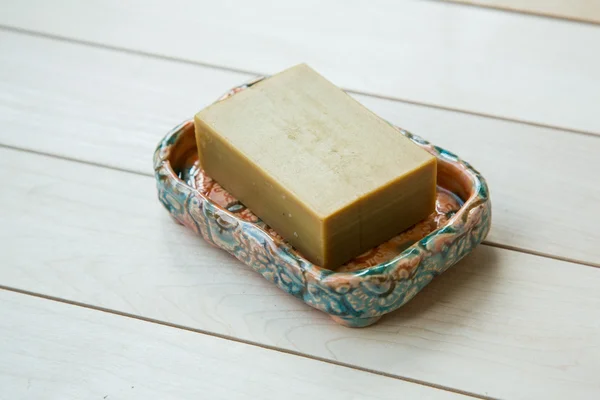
left=153, top=78, right=491, bottom=327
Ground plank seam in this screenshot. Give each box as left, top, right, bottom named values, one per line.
left=483, top=241, right=600, bottom=268
left=2, top=142, right=598, bottom=269
left=1, top=24, right=600, bottom=140
left=430, top=0, right=600, bottom=27
left=0, top=284, right=494, bottom=400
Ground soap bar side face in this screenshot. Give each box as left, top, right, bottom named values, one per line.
left=323, top=157, right=437, bottom=268
left=358, top=158, right=437, bottom=251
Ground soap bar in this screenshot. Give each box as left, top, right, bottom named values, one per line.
left=195, top=64, right=437, bottom=269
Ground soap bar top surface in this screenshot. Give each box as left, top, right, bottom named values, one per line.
left=196, top=64, right=435, bottom=217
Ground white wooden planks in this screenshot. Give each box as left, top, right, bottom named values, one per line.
left=1, top=146, right=600, bottom=399
left=446, top=0, right=600, bottom=24
left=0, top=290, right=464, bottom=400
left=1, top=4, right=600, bottom=398
left=1, top=0, right=600, bottom=134
left=1, top=31, right=599, bottom=266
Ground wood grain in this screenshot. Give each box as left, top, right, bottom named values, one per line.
left=1, top=0, right=600, bottom=134
left=1, top=147, right=599, bottom=399
left=446, top=0, right=600, bottom=24
left=1, top=31, right=599, bottom=266
left=0, top=290, right=464, bottom=400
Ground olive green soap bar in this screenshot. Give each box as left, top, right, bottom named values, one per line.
left=194, top=64, right=437, bottom=269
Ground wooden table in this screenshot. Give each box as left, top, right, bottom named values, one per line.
left=1, top=1, right=599, bottom=399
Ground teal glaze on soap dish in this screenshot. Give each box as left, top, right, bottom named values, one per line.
left=153, top=78, right=491, bottom=328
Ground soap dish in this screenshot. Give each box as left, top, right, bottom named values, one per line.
left=153, top=78, right=491, bottom=327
